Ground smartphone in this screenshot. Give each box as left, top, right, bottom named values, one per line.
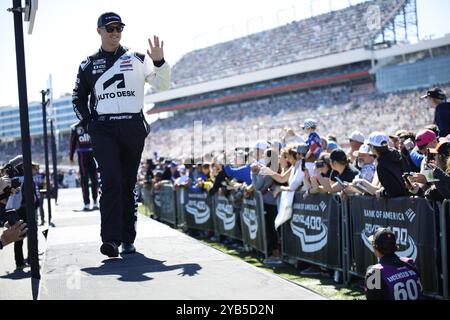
left=335, top=177, right=346, bottom=189
left=403, top=138, right=415, bottom=151
left=402, top=173, right=413, bottom=189
left=426, top=149, right=434, bottom=163
left=352, top=181, right=371, bottom=195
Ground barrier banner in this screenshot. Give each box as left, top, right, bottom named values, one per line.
left=140, top=183, right=153, bottom=216
left=282, top=192, right=341, bottom=269
left=240, top=192, right=267, bottom=256
left=214, top=193, right=242, bottom=240
left=175, top=187, right=187, bottom=227
left=153, top=184, right=177, bottom=225
left=184, top=189, right=215, bottom=232
left=349, top=196, right=440, bottom=296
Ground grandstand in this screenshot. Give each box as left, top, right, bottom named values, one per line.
left=144, top=0, right=450, bottom=160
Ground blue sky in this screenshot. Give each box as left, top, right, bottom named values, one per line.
left=0, top=0, right=449, bottom=107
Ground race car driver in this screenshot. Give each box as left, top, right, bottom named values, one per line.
left=72, top=12, right=171, bottom=258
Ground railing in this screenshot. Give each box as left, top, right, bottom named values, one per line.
left=141, top=183, right=449, bottom=299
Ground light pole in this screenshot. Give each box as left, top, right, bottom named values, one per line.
left=9, top=0, right=40, bottom=294
left=41, top=89, right=52, bottom=224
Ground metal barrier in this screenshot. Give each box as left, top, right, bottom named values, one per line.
left=440, top=200, right=449, bottom=299
left=139, top=183, right=153, bottom=217
left=183, top=188, right=215, bottom=232
left=213, top=192, right=243, bottom=241
left=346, top=195, right=442, bottom=298
left=281, top=192, right=343, bottom=273
left=240, top=191, right=268, bottom=258
left=140, top=183, right=450, bottom=299
left=175, top=187, right=187, bottom=228
left=153, top=184, right=177, bottom=226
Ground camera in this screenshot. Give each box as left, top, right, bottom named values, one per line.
left=1, top=155, right=24, bottom=200
left=2, top=155, right=24, bottom=178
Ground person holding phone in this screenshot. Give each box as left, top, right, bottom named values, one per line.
left=313, top=149, right=359, bottom=194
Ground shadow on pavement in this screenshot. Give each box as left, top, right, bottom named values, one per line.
left=81, top=252, right=202, bottom=282
left=0, top=268, right=30, bottom=280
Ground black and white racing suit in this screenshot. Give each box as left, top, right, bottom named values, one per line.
left=72, top=45, right=170, bottom=245
left=69, top=122, right=98, bottom=206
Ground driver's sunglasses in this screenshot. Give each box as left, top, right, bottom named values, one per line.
left=102, top=25, right=124, bottom=33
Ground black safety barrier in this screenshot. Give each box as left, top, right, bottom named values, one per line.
left=139, top=183, right=153, bottom=217
left=175, top=187, right=187, bottom=228
left=346, top=195, right=442, bottom=298
left=240, top=191, right=268, bottom=258
left=213, top=192, right=243, bottom=241
left=281, top=192, right=343, bottom=271
left=152, top=184, right=177, bottom=226
left=140, top=184, right=450, bottom=299
left=183, top=188, right=215, bottom=232
left=440, top=200, right=449, bottom=299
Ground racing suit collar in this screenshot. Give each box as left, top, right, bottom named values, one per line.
left=99, top=45, right=125, bottom=56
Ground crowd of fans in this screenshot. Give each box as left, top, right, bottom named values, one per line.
left=168, top=0, right=406, bottom=89
left=139, top=86, right=449, bottom=292
left=148, top=84, right=449, bottom=160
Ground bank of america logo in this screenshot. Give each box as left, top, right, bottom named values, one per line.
left=404, top=209, right=416, bottom=222
left=319, top=201, right=327, bottom=212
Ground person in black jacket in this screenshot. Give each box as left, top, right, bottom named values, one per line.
left=368, top=132, right=409, bottom=198
left=421, top=88, right=450, bottom=138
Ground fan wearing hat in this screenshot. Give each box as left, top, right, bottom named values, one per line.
left=365, top=228, right=423, bottom=300
left=353, top=144, right=376, bottom=183
left=311, top=149, right=359, bottom=194
left=161, top=161, right=180, bottom=183
left=409, top=141, right=450, bottom=200
left=301, top=119, right=322, bottom=163
left=421, top=88, right=450, bottom=137
left=414, top=129, right=438, bottom=173
left=347, top=131, right=365, bottom=163
left=367, top=132, right=409, bottom=198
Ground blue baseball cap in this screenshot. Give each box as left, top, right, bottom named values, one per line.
left=327, top=141, right=339, bottom=151
left=97, top=12, right=125, bottom=27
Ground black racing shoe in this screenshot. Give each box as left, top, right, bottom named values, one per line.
left=100, top=242, right=119, bottom=258
left=121, top=243, right=136, bottom=255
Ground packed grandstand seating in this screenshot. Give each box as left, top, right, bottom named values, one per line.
left=152, top=62, right=372, bottom=112
left=146, top=83, right=449, bottom=160
left=0, top=132, right=71, bottom=166
left=167, top=0, right=407, bottom=89
left=1, top=82, right=443, bottom=165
